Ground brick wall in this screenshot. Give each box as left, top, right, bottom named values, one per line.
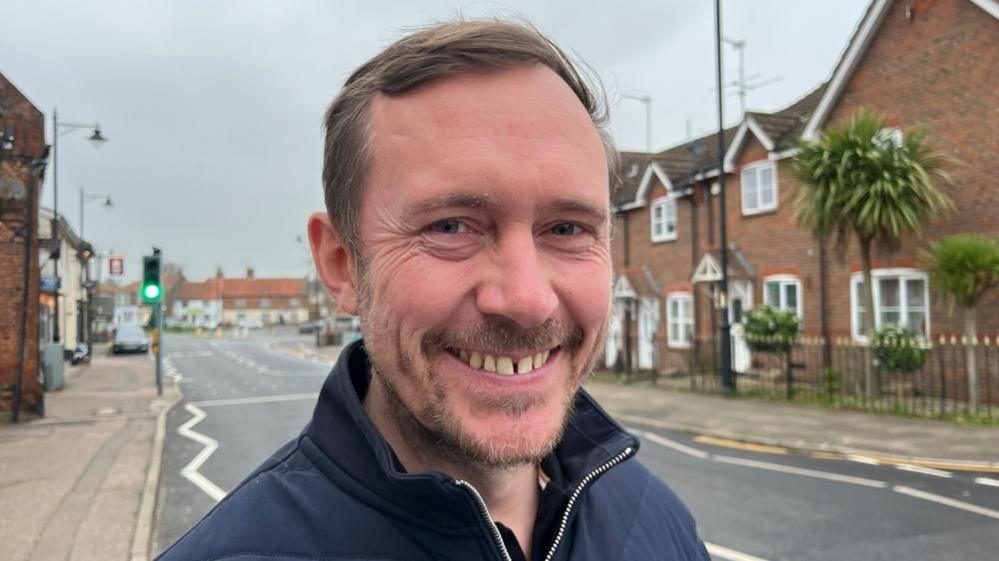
left=819, top=0, right=999, bottom=337
left=0, top=72, right=46, bottom=415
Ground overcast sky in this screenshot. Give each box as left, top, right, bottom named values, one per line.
left=2, top=0, right=869, bottom=283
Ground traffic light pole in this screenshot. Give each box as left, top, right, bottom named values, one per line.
left=156, top=298, right=163, bottom=396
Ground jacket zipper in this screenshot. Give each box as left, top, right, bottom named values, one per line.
left=455, top=445, right=634, bottom=561
left=455, top=479, right=513, bottom=561
left=542, top=446, right=635, bottom=561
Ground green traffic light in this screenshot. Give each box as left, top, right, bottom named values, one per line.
left=143, top=284, right=161, bottom=300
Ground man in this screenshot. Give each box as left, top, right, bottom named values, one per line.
left=159, top=19, right=708, bottom=561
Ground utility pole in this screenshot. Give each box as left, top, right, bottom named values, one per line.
left=715, top=0, right=735, bottom=394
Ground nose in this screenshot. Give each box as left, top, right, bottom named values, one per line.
left=475, top=228, right=558, bottom=328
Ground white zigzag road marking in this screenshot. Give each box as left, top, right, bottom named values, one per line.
left=177, top=403, right=227, bottom=502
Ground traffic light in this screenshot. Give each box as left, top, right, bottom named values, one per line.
left=142, top=250, right=162, bottom=302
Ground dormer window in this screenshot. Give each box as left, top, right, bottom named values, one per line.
left=741, top=161, right=778, bottom=215
left=650, top=196, right=677, bottom=243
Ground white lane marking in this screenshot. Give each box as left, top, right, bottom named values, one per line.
left=893, top=485, right=999, bottom=520
left=713, top=455, right=887, bottom=488
left=705, top=542, right=771, bottom=561
left=628, top=428, right=709, bottom=459
left=177, top=403, right=227, bottom=502
left=896, top=464, right=952, bottom=478
left=976, top=477, right=999, bottom=488
left=847, top=454, right=881, bottom=465
left=191, top=392, right=319, bottom=408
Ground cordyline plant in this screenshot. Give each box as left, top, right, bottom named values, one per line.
left=793, top=110, right=953, bottom=396
left=921, top=234, right=999, bottom=409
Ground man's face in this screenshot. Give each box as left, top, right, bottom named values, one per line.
left=357, top=65, right=611, bottom=468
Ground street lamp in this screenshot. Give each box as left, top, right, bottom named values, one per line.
left=51, top=108, right=107, bottom=344
left=79, top=186, right=113, bottom=350
left=715, top=0, right=735, bottom=394
left=621, top=93, right=653, bottom=153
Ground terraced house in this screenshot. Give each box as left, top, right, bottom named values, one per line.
left=608, top=0, right=999, bottom=372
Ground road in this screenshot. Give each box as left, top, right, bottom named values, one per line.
left=152, top=330, right=999, bottom=560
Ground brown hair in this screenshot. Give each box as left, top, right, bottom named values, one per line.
left=322, top=18, right=616, bottom=257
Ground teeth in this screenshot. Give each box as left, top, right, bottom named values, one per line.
left=460, top=348, right=553, bottom=374
left=496, top=356, right=514, bottom=375
left=517, top=356, right=534, bottom=375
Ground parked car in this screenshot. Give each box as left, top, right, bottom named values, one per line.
left=237, top=318, right=264, bottom=329
left=298, top=320, right=325, bottom=334
left=113, top=325, right=150, bottom=354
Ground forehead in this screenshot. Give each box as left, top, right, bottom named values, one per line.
left=363, top=65, right=608, bottom=211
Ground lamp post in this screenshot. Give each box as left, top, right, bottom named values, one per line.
left=51, top=108, right=106, bottom=345
left=79, top=187, right=113, bottom=349
left=715, top=0, right=735, bottom=394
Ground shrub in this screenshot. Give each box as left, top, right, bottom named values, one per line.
left=870, top=324, right=928, bottom=373
left=743, top=306, right=800, bottom=353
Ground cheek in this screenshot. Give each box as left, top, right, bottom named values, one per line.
left=368, top=255, right=475, bottom=331
left=557, top=263, right=612, bottom=334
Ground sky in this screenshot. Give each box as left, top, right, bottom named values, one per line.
left=2, top=0, right=870, bottom=283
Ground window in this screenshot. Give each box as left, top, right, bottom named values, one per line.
left=763, top=275, right=802, bottom=317
left=741, top=161, right=778, bottom=215
left=235, top=299, right=246, bottom=309
left=260, top=298, right=270, bottom=309
left=115, top=293, right=130, bottom=306
left=850, top=269, right=929, bottom=341
left=289, top=298, right=301, bottom=307
left=875, top=127, right=903, bottom=150
left=650, top=196, right=677, bottom=242
left=666, top=293, right=694, bottom=348
left=262, top=312, right=271, bottom=323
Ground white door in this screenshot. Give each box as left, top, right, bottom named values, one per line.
left=729, top=281, right=752, bottom=373
left=605, top=299, right=625, bottom=368
left=637, top=297, right=660, bottom=370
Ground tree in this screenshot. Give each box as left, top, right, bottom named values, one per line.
left=793, top=110, right=953, bottom=395
left=921, top=234, right=999, bottom=410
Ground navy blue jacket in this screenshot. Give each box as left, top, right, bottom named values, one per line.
left=158, top=341, right=709, bottom=561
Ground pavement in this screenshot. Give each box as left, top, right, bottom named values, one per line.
left=0, top=344, right=178, bottom=561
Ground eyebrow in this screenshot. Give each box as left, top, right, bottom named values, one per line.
left=408, top=193, right=610, bottom=224
left=409, top=193, right=499, bottom=215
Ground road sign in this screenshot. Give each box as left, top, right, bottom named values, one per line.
left=109, top=255, right=124, bottom=277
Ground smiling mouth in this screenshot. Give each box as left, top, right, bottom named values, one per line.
left=446, top=347, right=557, bottom=376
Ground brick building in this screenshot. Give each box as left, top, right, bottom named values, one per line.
left=0, top=70, right=47, bottom=416
left=610, top=0, right=999, bottom=370
left=173, top=268, right=308, bottom=327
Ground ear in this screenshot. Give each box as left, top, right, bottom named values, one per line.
left=307, top=211, right=359, bottom=315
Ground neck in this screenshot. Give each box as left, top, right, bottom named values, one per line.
left=364, top=375, right=540, bottom=556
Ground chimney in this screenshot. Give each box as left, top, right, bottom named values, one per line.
left=216, top=266, right=224, bottom=279
left=246, top=266, right=254, bottom=279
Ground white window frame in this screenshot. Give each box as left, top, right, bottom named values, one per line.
left=762, top=275, right=803, bottom=318
left=740, top=161, right=778, bottom=215
left=650, top=196, right=677, bottom=243
left=850, top=268, right=930, bottom=342
left=875, top=127, right=903, bottom=150
left=666, top=292, right=694, bottom=349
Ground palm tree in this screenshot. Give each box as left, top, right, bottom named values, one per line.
left=793, top=110, right=953, bottom=395
left=921, top=235, right=999, bottom=410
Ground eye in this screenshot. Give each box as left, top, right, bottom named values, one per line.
left=550, top=222, right=583, bottom=236
left=428, top=219, right=468, bottom=234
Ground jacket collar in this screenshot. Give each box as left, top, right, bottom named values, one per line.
left=304, top=340, right=638, bottom=529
